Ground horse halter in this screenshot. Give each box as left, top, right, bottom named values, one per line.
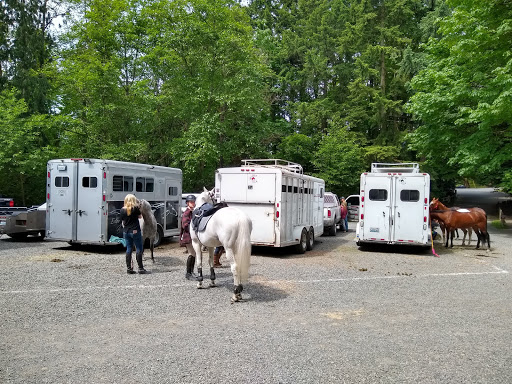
left=207, top=189, right=216, bottom=203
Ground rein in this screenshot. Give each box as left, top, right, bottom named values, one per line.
left=429, top=214, right=440, bottom=258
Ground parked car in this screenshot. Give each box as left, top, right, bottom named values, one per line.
left=345, top=194, right=360, bottom=221
left=0, top=195, right=14, bottom=207
left=323, top=192, right=341, bottom=236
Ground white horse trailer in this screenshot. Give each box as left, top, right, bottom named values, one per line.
left=46, top=159, right=182, bottom=245
left=214, top=159, right=325, bottom=253
left=356, top=163, right=430, bottom=246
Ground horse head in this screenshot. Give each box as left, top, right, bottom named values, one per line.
left=430, top=197, right=439, bottom=210
left=196, top=187, right=215, bottom=207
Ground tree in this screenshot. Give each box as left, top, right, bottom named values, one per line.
left=408, top=0, right=512, bottom=192
left=0, top=89, right=57, bottom=205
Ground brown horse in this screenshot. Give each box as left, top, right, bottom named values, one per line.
left=430, top=198, right=476, bottom=245
left=429, top=203, right=490, bottom=249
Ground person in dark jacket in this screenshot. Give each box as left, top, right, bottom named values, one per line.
left=181, top=194, right=198, bottom=280
left=120, top=194, right=147, bottom=274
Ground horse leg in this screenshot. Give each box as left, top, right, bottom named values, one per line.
left=461, top=229, right=467, bottom=246
left=150, top=239, right=154, bottom=263
left=208, top=247, right=217, bottom=287
left=192, top=240, right=204, bottom=288
left=486, top=231, right=491, bottom=250
left=474, top=228, right=481, bottom=249
left=468, top=228, right=472, bottom=246
left=228, top=248, right=243, bottom=303
left=445, top=227, right=450, bottom=248
left=450, top=229, right=454, bottom=248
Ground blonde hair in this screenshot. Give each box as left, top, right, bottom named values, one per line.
left=124, top=194, right=137, bottom=216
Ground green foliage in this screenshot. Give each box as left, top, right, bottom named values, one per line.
left=313, top=123, right=367, bottom=196
left=408, top=0, right=512, bottom=192
left=276, top=133, right=315, bottom=173
left=0, top=89, right=57, bottom=205
left=3, top=0, right=509, bottom=203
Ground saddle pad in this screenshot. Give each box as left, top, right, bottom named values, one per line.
left=456, top=209, right=470, bottom=213
left=193, top=214, right=214, bottom=232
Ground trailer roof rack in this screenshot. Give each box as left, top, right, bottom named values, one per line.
left=242, top=159, right=303, bottom=174
left=371, top=163, right=420, bottom=173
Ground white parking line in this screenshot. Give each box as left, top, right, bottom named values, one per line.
left=0, top=267, right=508, bottom=295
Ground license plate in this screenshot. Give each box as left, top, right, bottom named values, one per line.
left=369, top=227, right=380, bottom=233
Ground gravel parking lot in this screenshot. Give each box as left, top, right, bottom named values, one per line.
left=1, top=189, right=511, bottom=383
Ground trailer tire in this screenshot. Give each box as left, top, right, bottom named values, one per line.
left=295, top=228, right=308, bottom=254
left=306, top=227, right=314, bottom=250
left=153, top=226, right=164, bottom=247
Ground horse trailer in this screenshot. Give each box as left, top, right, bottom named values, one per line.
left=356, top=163, right=430, bottom=247
left=46, top=159, right=182, bottom=246
left=214, top=159, right=325, bottom=253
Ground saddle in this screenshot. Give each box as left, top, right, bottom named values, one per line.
left=192, top=202, right=228, bottom=232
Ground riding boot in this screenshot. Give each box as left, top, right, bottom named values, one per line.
left=126, top=253, right=135, bottom=274
left=213, top=251, right=222, bottom=268
left=136, top=252, right=147, bottom=274
left=185, top=255, right=197, bottom=280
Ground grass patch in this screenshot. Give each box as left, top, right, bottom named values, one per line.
left=491, top=220, right=507, bottom=229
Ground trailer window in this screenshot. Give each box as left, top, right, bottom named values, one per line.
left=113, top=176, right=133, bottom=192
left=55, top=176, right=69, bottom=188
left=168, top=186, right=178, bottom=196
left=369, top=189, right=388, bottom=201
left=400, top=190, right=420, bottom=202
left=136, top=177, right=154, bottom=192
left=82, top=177, right=97, bottom=188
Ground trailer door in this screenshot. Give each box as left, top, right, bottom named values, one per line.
left=361, top=176, right=392, bottom=241
left=76, top=162, right=104, bottom=242
left=392, top=176, right=427, bottom=243
left=48, top=161, right=77, bottom=240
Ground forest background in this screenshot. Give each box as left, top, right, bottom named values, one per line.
left=1, top=0, right=511, bottom=206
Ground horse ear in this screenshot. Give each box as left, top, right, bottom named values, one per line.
left=203, top=187, right=208, bottom=193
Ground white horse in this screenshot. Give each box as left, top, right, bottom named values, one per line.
left=190, top=188, right=252, bottom=302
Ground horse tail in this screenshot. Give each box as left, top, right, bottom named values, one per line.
left=235, top=215, right=252, bottom=284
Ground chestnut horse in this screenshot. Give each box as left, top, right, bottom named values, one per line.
left=429, top=201, right=490, bottom=249
left=430, top=198, right=474, bottom=245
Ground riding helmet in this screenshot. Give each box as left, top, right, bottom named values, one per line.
left=185, top=194, right=196, bottom=202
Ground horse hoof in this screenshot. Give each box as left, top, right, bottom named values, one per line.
left=209, top=281, right=216, bottom=288
left=197, top=282, right=204, bottom=289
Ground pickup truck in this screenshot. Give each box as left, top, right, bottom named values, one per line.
left=323, top=192, right=341, bottom=236
left=0, top=204, right=46, bottom=239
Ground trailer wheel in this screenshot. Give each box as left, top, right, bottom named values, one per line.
left=153, top=226, right=164, bottom=247
left=306, top=227, right=314, bottom=250
left=295, top=228, right=308, bottom=254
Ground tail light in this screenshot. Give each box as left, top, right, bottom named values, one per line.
left=9, top=200, right=14, bottom=207
left=327, top=209, right=331, bottom=218
left=424, top=216, right=427, bottom=223
left=276, top=211, right=280, bottom=218
left=361, top=196, right=364, bottom=202
left=361, top=214, right=364, bottom=220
